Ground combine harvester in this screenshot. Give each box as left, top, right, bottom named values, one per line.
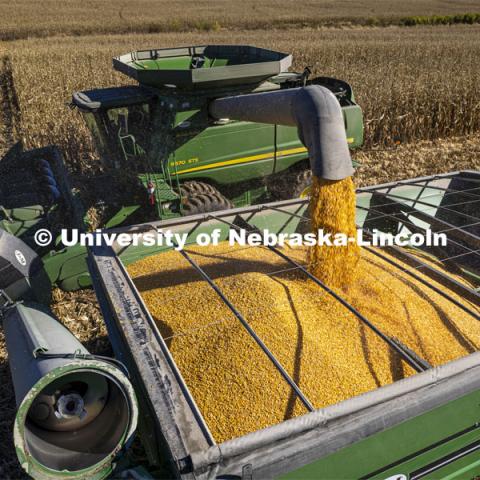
left=1, top=45, right=480, bottom=479
left=0, top=45, right=363, bottom=290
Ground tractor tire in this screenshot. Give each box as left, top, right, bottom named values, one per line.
left=180, top=181, right=218, bottom=197
left=182, top=189, right=233, bottom=216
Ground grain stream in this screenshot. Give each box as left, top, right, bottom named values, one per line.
left=308, top=176, right=360, bottom=289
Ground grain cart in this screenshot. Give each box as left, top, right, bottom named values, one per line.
left=88, top=170, right=480, bottom=479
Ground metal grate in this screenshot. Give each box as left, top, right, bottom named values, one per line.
left=149, top=171, right=480, bottom=410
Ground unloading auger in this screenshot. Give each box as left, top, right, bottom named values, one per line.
left=0, top=229, right=138, bottom=480
left=209, top=84, right=354, bottom=181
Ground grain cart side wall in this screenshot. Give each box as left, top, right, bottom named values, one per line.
left=209, top=85, right=354, bottom=181
left=87, top=244, right=215, bottom=476
left=191, top=355, right=480, bottom=478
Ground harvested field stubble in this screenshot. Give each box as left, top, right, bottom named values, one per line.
left=0, top=328, right=28, bottom=479
left=127, top=243, right=480, bottom=442
left=2, top=25, right=479, bottom=174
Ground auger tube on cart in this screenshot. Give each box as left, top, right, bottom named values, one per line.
left=2, top=302, right=138, bottom=480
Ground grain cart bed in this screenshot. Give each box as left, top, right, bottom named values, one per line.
left=89, top=171, right=480, bottom=479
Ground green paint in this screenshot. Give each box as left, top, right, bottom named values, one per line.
left=279, top=390, right=480, bottom=479
left=104, top=205, right=141, bottom=229
left=81, top=71, right=363, bottom=218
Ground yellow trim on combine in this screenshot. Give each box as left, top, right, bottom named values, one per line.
left=174, top=146, right=308, bottom=175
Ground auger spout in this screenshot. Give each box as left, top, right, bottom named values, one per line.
left=209, top=84, right=354, bottom=181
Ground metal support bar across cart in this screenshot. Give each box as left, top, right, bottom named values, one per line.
left=207, top=214, right=431, bottom=373
left=177, top=247, right=316, bottom=412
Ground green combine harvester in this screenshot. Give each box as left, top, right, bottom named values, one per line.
left=73, top=45, right=363, bottom=216
left=3, top=44, right=480, bottom=480
left=0, top=45, right=363, bottom=290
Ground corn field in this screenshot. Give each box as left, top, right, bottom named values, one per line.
left=0, top=25, right=479, bottom=175
left=1, top=0, right=479, bottom=40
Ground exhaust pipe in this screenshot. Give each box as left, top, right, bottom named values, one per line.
left=209, top=85, right=354, bottom=181
left=2, top=302, right=138, bottom=480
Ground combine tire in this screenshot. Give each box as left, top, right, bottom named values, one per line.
left=180, top=181, right=233, bottom=215
left=292, top=169, right=313, bottom=198
left=271, top=169, right=313, bottom=200
left=180, top=181, right=217, bottom=197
